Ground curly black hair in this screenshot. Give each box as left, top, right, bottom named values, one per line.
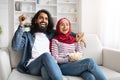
left=30, top=9, right=54, bottom=34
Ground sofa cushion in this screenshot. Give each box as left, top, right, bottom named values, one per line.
left=8, top=46, right=22, bottom=68
left=100, top=66, right=120, bottom=80
left=8, top=69, right=40, bottom=80
left=8, top=66, right=120, bottom=80
left=82, top=34, right=102, bottom=65
left=8, top=69, right=83, bottom=80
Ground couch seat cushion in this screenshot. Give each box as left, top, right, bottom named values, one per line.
left=8, top=69, right=83, bottom=80
left=100, top=66, right=120, bottom=80
left=8, top=66, right=120, bottom=80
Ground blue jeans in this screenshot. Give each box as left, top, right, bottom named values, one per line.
left=59, top=58, right=106, bottom=80
left=41, top=67, right=51, bottom=80
left=41, top=58, right=106, bottom=80
left=27, top=53, right=63, bottom=80
left=81, top=71, right=96, bottom=80
left=41, top=67, right=95, bottom=80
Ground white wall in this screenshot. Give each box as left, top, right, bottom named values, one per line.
left=0, top=0, right=9, bottom=48
left=81, top=0, right=101, bottom=36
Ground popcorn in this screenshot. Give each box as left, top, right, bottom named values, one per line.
left=69, top=52, right=83, bottom=62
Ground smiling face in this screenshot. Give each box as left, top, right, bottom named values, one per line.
left=36, top=12, right=48, bottom=30
left=59, top=19, right=70, bottom=34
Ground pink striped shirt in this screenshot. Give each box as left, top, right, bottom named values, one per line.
left=51, top=39, right=82, bottom=63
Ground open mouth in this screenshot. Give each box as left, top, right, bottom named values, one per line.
left=40, top=22, right=47, bottom=27
left=63, top=28, right=68, bottom=31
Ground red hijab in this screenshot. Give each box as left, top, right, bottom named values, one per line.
left=53, top=18, right=76, bottom=44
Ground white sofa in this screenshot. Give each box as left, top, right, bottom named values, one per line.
left=0, top=34, right=120, bottom=80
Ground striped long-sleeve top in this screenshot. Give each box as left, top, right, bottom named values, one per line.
left=51, top=39, right=82, bottom=63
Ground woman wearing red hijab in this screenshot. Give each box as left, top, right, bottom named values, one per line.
left=50, top=18, right=107, bottom=80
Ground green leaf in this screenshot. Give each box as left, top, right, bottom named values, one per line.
left=0, top=26, right=2, bottom=35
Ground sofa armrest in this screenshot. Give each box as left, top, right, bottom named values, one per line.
left=0, top=48, right=11, bottom=80
left=102, top=47, right=120, bottom=72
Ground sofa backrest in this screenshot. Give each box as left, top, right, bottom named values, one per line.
left=82, top=34, right=102, bottom=65
left=9, top=34, right=103, bottom=68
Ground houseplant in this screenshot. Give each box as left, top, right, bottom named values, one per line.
left=0, top=25, right=2, bottom=48
left=24, top=23, right=30, bottom=31
left=0, top=25, right=2, bottom=35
